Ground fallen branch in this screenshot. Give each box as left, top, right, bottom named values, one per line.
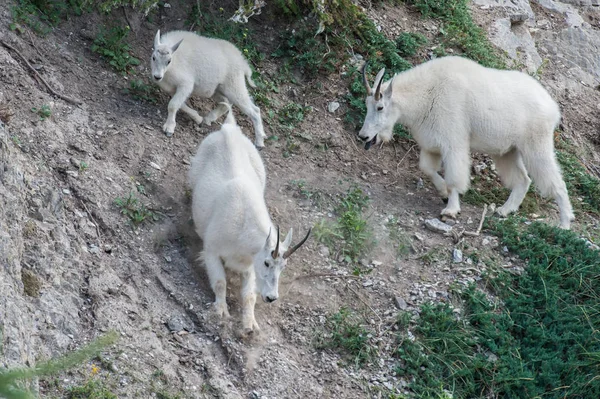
left=463, top=204, right=488, bottom=237
left=1, top=40, right=82, bottom=105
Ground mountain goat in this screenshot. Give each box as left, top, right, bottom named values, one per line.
left=151, top=30, right=266, bottom=147
left=188, top=104, right=311, bottom=335
left=358, top=56, right=575, bottom=229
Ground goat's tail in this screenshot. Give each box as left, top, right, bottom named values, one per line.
left=219, top=102, right=236, bottom=126
left=245, top=66, right=257, bottom=88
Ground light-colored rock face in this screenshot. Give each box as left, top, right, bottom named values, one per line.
left=475, top=0, right=600, bottom=81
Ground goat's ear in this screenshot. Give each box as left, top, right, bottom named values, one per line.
left=384, top=76, right=394, bottom=98
left=154, top=30, right=161, bottom=49
left=171, top=39, right=184, bottom=53
left=282, top=228, right=293, bottom=250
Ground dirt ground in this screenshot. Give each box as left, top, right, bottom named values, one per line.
left=0, top=1, right=598, bottom=398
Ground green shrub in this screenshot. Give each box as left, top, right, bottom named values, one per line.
left=92, top=26, right=140, bottom=73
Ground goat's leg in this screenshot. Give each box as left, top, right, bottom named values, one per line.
left=204, top=93, right=230, bottom=126
left=163, top=84, right=194, bottom=136
left=240, top=269, right=259, bottom=334
left=441, top=149, right=471, bottom=218
left=220, top=81, right=266, bottom=148
left=520, top=141, right=574, bottom=229
left=180, top=103, right=203, bottom=125
left=493, top=149, right=531, bottom=217
left=203, top=252, right=230, bottom=318
left=419, top=149, right=448, bottom=199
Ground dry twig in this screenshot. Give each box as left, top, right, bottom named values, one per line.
left=1, top=40, right=82, bottom=105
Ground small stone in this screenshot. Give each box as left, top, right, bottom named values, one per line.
left=362, top=280, right=374, bottom=288
left=414, top=232, right=424, bottom=241
left=382, top=170, right=389, bottom=175
left=167, top=317, right=185, bottom=333
left=424, top=218, right=453, bottom=234
left=510, top=13, right=528, bottom=24
left=395, top=297, right=408, bottom=310
left=416, top=178, right=424, bottom=189
left=89, top=244, right=100, bottom=254
left=473, top=163, right=487, bottom=175
left=319, top=245, right=331, bottom=257
left=372, top=260, right=382, bottom=266
left=453, top=248, right=463, bottom=263
left=149, top=161, right=161, bottom=170
left=70, top=157, right=81, bottom=168
left=62, top=189, right=71, bottom=195
left=327, top=101, right=340, bottom=113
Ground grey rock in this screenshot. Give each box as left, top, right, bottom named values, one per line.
left=319, top=245, right=330, bottom=257
left=395, top=297, right=408, bottom=310
left=327, top=102, right=340, bottom=113
left=424, top=218, right=453, bottom=234
left=453, top=249, right=463, bottom=263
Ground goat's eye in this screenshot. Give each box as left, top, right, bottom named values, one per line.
left=264, top=261, right=269, bottom=268
left=167, top=60, right=171, bottom=65
left=152, top=56, right=155, bottom=61
left=377, top=105, right=384, bottom=111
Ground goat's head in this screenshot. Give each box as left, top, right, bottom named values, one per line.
left=357, top=62, right=397, bottom=150
left=151, top=30, right=183, bottom=82
left=253, top=226, right=311, bottom=303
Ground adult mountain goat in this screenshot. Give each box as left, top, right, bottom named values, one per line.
left=358, top=56, right=574, bottom=229
left=151, top=30, right=266, bottom=147
left=188, top=104, right=311, bottom=335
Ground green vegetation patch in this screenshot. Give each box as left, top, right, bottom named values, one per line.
left=114, top=192, right=157, bottom=226
left=316, top=307, right=375, bottom=367
left=314, top=186, right=375, bottom=264
left=92, top=25, right=140, bottom=73
left=395, top=219, right=600, bottom=398
left=557, top=139, right=600, bottom=215
left=67, top=379, right=117, bottom=399
left=408, top=0, right=505, bottom=69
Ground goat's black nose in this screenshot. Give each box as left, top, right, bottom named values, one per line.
left=154, top=75, right=161, bottom=80
left=265, top=296, right=277, bottom=303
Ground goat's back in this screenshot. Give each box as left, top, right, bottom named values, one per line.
left=188, top=125, right=266, bottom=238
left=401, top=56, right=560, bottom=153
left=160, top=30, right=249, bottom=84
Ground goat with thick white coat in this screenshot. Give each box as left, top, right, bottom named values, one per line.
left=357, top=56, right=574, bottom=229
left=151, top=30, right=266, bottom=147
left=188, top=104, right=311, bottom=334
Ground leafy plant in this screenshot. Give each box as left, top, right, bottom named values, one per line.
left=396, top=32, right=428, bottom=57
left=124, top=79, right=159, bottom=104
left=0, top=332, right=118, bottom=399
left=31, top=104, right=52, bottom=120
left=10, top=0, right=85, bottom=36
left=314, top=186, right=374, bottom=263
left=278, top=102, right=310, bottom=128
left=114, top=192, right=157, bottom=226
left=317, top=308, right=375, bottom=366
left=67, top=379, right=117, bottom=399
left=92, top=26, right=140, bottom=73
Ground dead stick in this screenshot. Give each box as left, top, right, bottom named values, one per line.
left=1, top=40, right=82, bottom=105
left=463, top=204, right=488, bottom=237
left=291, top=273, right=360, bottom=282
left=81, top=200, right=102, bottom=241
left=345, top=282, right=383, bottom=323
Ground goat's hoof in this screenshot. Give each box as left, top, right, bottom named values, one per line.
left=494, top=207, right=511, bottom=218
left=213, top=302, right=230, bottom=318
left=441, top=208, right=460, bottom=219
left=163, top=124, right=175, bottom=137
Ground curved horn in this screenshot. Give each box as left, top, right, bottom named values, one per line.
left=272, top=225, right=281, bottom=258
left=361, top=62, right=372, bottom=96
left=283, top=228, right=312, bottom=259
left=374, top=69, right=385, bottom=101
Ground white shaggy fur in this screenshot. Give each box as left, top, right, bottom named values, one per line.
left=188, top=105, right=310, bottom=335
left=151, top=30, right=266, bottom=147
left=358, top=56, right=574, bottom=229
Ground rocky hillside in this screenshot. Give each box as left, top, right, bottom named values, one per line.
left=1, top=0, right=599, bottom=398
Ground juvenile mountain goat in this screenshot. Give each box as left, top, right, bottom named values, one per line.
left=188, top=104, right=311, bottom=335
left=151, top=30, right=266, bottom=147
left=358, top=56, right=574, bottom=229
